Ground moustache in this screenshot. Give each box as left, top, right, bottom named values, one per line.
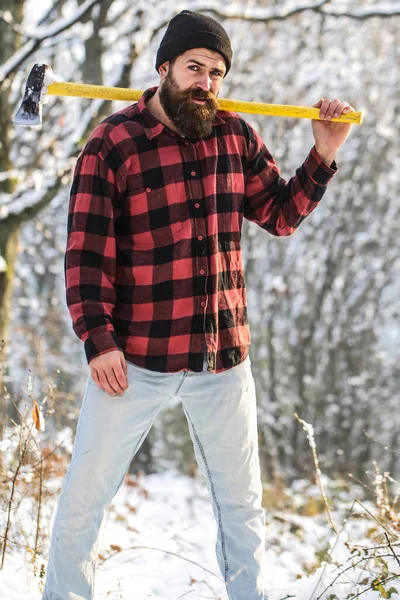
left=184, top=90, right=215, bottom=102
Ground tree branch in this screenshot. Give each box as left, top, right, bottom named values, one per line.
left=0, top=0, right=102, bottom=85
left=37, top=0, right=69, bottom=27
left=323, top=4, right=400, bottom=19
left=97, top=543, right=223, bottom=582
left=0, top=162, right=73, bottom=227
left=192, top=1, right=400, bottom=23
left=0, top=19, right=142, bottom=228
left=3, top=0, right=398, bottom=88
left=0, top=10, right=25, bottom=37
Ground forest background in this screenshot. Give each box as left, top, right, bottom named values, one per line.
left=0, top=1, right=399, bottom=598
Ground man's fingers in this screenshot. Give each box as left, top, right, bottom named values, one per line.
left=332, top=101, right=352, bottom=118
left=98, top=369, right=120, bottom=396
left=89, top=350, right=129, bottom=396
left=313, top=98, right=324, bottom=109
left=93, top=368, right=124, bottom=397
left=117, top=352, right=129, bottom=389
left=314, top=98, right=354, bottom=121
left=113, top=365, right=129, bottom=391
left=325, top=98, right=342, bottom=119
left=319, top=98, right=331, bottom=119
left=106, top=367, right=126, bottom=395
left=318, top=97, right=334, bottom=120
left=120, top=354, right=128, bottom=377
left=92, top=368, right=101, bottom=388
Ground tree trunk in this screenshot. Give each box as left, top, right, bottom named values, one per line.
left=0, top=0, right=24, bottom=193
left=0, top=0, right=24, bottom=389
left=0, top=224, right=21, bottom=389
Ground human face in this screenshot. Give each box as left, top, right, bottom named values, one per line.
left=158, top=48, right=226, bottom=139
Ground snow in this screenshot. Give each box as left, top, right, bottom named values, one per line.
left=327, top=2, right=400, bottom=17
left=0, top=254, right=7, bottom=273
left=0, top=0, right=101, bottom=84
left=1, top=468, right=399, bottom=600
left=43, top=67, right=63, bottom=86
left=1, top=1, right=400, bottom=598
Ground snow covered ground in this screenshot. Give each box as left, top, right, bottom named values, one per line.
left=1, top=469, right=399, bottom=600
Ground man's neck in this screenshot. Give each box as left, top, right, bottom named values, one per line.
left=146, top=89, right=180, bottom=134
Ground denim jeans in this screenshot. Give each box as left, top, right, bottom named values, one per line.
left=42, top=356, right=266, bottom=600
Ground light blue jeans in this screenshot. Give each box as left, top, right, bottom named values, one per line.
left=42, top=356, right=266, bottom=600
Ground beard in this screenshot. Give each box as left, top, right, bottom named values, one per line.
left=159, top=69, right=219, bottom=140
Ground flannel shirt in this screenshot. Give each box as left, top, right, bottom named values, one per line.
left=65, top=86, right=337, bottom=373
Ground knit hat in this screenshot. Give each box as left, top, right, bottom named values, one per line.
left=155, top=10, right=232, bottom=76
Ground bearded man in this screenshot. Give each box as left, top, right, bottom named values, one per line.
left=42, top=10, right=353, bottom=600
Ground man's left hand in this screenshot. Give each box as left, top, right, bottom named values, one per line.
left=312, top=97, right=354, bottom=166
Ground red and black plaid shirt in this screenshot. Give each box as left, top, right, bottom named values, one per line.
left=65, top=86, right=337, bottom=373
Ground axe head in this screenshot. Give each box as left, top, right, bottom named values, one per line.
left=13, top=63, right=58, bottom=128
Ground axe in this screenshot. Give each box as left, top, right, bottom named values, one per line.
left=13, top=63, right=363, bottom=128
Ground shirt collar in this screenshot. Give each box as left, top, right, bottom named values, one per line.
left=137, top=86, right=225, bottom=140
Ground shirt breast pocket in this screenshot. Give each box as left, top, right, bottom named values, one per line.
left=123, top=179, right=189, bottom=250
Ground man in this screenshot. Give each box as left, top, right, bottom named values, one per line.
left=42, top=10, right=353, bottom=600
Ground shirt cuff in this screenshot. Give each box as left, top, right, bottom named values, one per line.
left=306, top=145, right=338, bottom=186
left=84, top=329, right=121, bottom=364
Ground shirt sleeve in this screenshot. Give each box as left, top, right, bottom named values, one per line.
left=244, top=123, right=337, bottom=236
left=64, top=145, right=123, bottom=364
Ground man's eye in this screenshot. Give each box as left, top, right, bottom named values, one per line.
left=189, top=65, right=198, bottom=71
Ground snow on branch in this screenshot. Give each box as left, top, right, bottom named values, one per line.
left=0, top=0, right=102, bottom=85
left=0, top=10, right=25, bottom=36
left=0, top=32, right=139, bottom=224
left=322, top=2, right=400, bottom=19
left=195, top=1, right=400, bottom=23
left=195, top=1, right=331, bottom=23
left=0, top=163, right=73, bottom=224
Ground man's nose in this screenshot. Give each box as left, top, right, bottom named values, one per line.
left=195, top=74, right=212, bottom=91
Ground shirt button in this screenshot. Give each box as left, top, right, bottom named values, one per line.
left=198, top=235, right=203, bottom=241
left=200, top=270, right=205, bottom=275
left=146, top=187, right=151, bottom=192
left=191, top=171, right=196, bottom=176
left=195, top=203, right=200, bottom=208
left=201, top=302, right=205, bottom=307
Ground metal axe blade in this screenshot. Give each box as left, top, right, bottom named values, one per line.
left=13, top=63, right=59, bottom=127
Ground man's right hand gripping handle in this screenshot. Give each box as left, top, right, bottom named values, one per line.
left=89, top=350, right=129, bottom=397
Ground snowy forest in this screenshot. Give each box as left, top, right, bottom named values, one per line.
left=1, top=1, right=400, bottom=599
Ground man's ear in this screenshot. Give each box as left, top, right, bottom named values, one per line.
left=158, top=61, right=169, bottom=79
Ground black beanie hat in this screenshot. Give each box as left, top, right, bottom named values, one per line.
left=155, top=10, right=232, bottom=76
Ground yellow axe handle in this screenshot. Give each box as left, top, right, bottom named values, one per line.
left=47, top=81, right=363, bottom=124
